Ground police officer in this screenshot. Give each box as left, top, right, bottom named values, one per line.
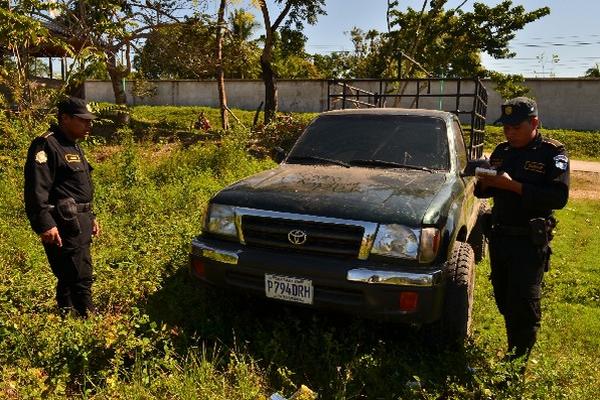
left=24, top=96, right=99, bottom=318
left=475, top=97, right=569, bottom=365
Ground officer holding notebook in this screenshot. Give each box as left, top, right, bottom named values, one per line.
left=475, top=97, right=569, bottom=366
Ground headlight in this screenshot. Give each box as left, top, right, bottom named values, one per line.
left=204, top=204, right=237, bottom=238
left=371, top=225, right=441, bottom=263
left=371, top=224, right=419, bottom=259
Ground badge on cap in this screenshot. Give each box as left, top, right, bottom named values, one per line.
left=35, top=150, right=48, bottom=164
left=505, top=106, right=513, bottom=115
left=553, top=154, right=568, bottom=171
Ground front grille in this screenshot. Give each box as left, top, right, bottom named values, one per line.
left=241, top=215, right=365, bottom=258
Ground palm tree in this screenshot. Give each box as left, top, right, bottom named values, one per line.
left=229, top=9, right=260, bottom=42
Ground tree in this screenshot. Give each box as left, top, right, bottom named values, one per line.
left=256, top=0, right=325, bottom=124
left=270, top=27, right=321, bottom=78
left=41, top=0, right=189, bottom=105
left=134, top=10, right=261, bottom=80
left=228, top=8, right=262, bottom=79
left=0, top=1, right=95, bottom=112
left=215, top=0, right=228, bottom=129
left=584, top=63, right=600, bottom=78
left=135, top=17, right=216, bottom=79
left=385, top=0, right=550, bottom=79
left=488, top=71, right=530, bottom=99
left=312, top=51, right=354, bottom=79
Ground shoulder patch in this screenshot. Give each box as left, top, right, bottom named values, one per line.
left=35, top=150, right=48, bottom=164
left=542, top=137, right=565, bottom=150
left=553, top=154, right=569, bottom=171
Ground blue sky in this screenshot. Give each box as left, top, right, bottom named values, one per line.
left=218, top=0, right=600, bottom=78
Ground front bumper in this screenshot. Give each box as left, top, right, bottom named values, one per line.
left=190, top=236, right=446, bottom=324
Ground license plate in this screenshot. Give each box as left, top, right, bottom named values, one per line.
left=265, top=274, right=313, bottom=305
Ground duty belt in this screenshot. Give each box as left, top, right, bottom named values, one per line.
left=492, top=224, right=530, bottom=236
left=48, top=202, right=92, bottom=213
left=76, top=202, right=92, bottom=213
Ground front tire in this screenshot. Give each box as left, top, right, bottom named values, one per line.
left=425, top=241, right=476, bottom=347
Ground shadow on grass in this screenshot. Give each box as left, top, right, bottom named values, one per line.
left=145, top=264, right=485, bottom=399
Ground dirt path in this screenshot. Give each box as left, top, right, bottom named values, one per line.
left=571, top=159, right=600, bottom=173
left=571, top=170, right=600, bottom=200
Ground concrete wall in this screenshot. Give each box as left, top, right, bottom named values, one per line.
left=85, top=78, right=600, bottom=130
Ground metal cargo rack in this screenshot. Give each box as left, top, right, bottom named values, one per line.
left=327, top=78, right=488, bottom=159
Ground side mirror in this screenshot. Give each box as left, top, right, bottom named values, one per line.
left=272, top=147, right=286, bottom=163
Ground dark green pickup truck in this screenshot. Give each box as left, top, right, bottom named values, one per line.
left=191, top=79, right=489, bottom=344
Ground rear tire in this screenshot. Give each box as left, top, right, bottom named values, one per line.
left=425, top=241, right=476, bottom=347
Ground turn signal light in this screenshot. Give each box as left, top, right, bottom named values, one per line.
left=399, top=291, right=419, bottom=312
left=192, top=258, right=206, bottom=278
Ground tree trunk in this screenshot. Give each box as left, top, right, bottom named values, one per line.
left=215, top=0, right=229, bottom=130
left=106, top=52, right=129, bottom=126
left=258, top=0, right=288, bottom=125
left=107, top=53, right=127, bottom=105
left=260, top=54, right=277, bottom=124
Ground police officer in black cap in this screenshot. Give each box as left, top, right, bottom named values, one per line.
left=475, top=97, right=569, bottom=366
left=24, top=96, right=100, bottom=318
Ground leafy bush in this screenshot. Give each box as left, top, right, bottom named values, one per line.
left=251, top=113, right=315, bottom=153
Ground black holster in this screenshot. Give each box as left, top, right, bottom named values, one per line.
left=529, top=218, right=548, bottom=246
left=55, top=197, right=82, bottom=235
left=529, top=217, right=557, bottom=272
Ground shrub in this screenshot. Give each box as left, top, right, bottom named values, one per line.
left=251, top=113, right=315, bottom=154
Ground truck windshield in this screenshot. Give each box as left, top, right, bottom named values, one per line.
left=288, top=114, right=450, bottom=170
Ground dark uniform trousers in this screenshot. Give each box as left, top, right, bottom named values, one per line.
left=43, top=211, right=94, bottom=316
left=489, top=232, right=545, bottom=359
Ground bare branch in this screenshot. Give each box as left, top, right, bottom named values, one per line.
left=271, top=1, right=293, bottom=32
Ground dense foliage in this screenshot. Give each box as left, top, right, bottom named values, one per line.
left=134, top=12, right=263, bottom=80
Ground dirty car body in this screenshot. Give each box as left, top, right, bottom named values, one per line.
left=190, top=108, right=483, bottom=329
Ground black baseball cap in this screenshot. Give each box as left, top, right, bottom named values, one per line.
left=494, top=97, right=538, bottom=125
left=57, top=96, right=97, bottom=120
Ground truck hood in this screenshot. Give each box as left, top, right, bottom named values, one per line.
left=212, top=164, right=448, bottom=226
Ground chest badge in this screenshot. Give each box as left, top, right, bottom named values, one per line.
left=65, top=153, right=82, bottom=163
left=524, top=161, right=545, bottom=174
left=35, top=150, right=48, bottom=164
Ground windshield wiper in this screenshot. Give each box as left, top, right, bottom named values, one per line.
left=349, top=159, right=434, bottom=173
left=287, top=155, right=350, bottom=168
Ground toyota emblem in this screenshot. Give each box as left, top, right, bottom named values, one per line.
left=288, top=229, right=308, bottom=245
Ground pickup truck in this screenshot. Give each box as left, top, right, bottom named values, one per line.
left=190, top=83, right=488, bottom=344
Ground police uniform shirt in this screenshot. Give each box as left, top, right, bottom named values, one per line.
left=24, top=125, right=94, bottom=234
left=476, top=134, right=570, bottom=226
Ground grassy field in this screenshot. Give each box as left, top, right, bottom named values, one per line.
left=0, top=111, right=598, bottom=399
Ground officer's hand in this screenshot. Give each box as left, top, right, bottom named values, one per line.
left=478, top=172, right=523, bottom=195
left=40, top=227, right=62, bottom=247
left=92, top=219, right=100, bottom=237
